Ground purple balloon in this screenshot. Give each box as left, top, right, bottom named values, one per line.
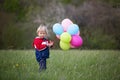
left=70, top=35, right=83, bottom=47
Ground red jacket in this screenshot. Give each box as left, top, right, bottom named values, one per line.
left=33, top=37, right=49, bottom=51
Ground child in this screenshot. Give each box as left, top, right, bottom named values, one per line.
left=33, top=24, right=54, bottom=72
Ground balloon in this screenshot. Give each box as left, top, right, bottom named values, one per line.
left=77, top=31, right=80, bottom=35
left=67, top=24, right=79, bottom=35
left=56, top=35, right=60, bottom=39
left=60, top=41, right=70, bottom=50
left=60, top=32, right=71, bottom=43
left=61, top=18, right=73, bottom=32
left=70, top=35, right=83, bottom=47
left=53, top=23, right=64, bottom=35
left=52, top=18, right=83, bottom=50
left=70, top=44, right=76, bottom=48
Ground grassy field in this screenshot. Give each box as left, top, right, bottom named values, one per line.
left=0, top=50, right=120, bottom=80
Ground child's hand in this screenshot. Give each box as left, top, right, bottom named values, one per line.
left=47, top=41, right=54, bottom=47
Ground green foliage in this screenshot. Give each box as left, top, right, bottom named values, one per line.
left=102, top=0, right=120, bottom=4
left=60, top=0, right=85, bottom=6
left=82, top=28, right=118, bottom=49
left=0, top=0, right=120, bottom=49
left=0, top=50, right=120, bottom=80
left=1, top=25, right=25, bottom=49
left=2, top=0, right=26, bottom=20
left=3, top=0, right=19, bottom=12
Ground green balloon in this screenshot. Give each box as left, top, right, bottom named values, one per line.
left=60, top=32, right=71, bottom=43
left=60, top=41, right=70, bottom=50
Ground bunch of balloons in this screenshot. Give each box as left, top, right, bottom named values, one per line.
left=53, top=18, right=83, bottom=50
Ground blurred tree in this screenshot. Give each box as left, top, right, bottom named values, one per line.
left=1, top=0, right=27, bottom=20
left=64, top=1, right=120, bottom=49
left=1, top=25, right=25, bottom=49
left=0, top=0, right=120, bottom=49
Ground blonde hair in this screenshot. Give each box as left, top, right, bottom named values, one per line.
left=36, top=24, right=48, bottom=34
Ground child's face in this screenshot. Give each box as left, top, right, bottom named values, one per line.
left=38, top=29, right=47, bottom=38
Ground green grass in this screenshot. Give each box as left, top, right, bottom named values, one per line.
left=0, top=50, right=120, bottom=80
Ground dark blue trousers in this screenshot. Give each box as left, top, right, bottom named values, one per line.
left=39, top=58, right=46, bottom=71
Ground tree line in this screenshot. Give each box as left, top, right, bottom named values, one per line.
left=0, top=0, right=120, bottom=49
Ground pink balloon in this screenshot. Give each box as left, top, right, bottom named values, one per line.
left=70, top=35, right=83, bottom=47
left=61, top=18, right=73, bottom=32
left=77, top=31, right=80, bottom=35
left=56, top=35, right=60, bottom=39
left=70, top=44, right=76, bottom=48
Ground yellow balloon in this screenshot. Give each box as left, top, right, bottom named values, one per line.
left=60, top=32, right=71, bottom=43
left=60, top=41, right=70, bottom=50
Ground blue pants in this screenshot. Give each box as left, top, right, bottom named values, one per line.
left=35, top=47, right=49, bottom=62
left=39, top=58, right=46, bottom=70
